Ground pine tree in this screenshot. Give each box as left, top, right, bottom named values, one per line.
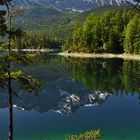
left=0, top=1, right=41, bottom=140
left=124, top=15, right=140, bottom=54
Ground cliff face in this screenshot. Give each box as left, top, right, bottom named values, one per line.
left=44, top=0, right=126, bottom=11
left=12, top=0, right=127, bottom=11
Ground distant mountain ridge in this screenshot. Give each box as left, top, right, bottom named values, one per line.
left=12, top=0, right=130, bottom=11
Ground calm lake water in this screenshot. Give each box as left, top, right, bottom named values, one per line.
left=0, top=54, right=140, bottom=140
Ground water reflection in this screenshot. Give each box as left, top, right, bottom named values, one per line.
left=0, top=54, right=140, bottom=140
left=0, top=79, right=111, bottom=115
left=0, top=55, right=140, bottom=114
left=62, top=57, right=140, bottom=94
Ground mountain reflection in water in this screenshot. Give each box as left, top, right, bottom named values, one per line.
left=0, top=79, right=110, bottom=115
left=0, top=55, right=140, bottom=115
left=0, top=54, right=140, bottom=140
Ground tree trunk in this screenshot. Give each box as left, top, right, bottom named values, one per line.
left=8, top=79, right=13, bottom=140
left=8, top=14, right=13, bottom=140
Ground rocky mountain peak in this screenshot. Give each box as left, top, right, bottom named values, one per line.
left=12, top=0, right=132, bottom=11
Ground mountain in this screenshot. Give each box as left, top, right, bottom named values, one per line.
left=12, top=0, right=134, bottom=41
left=13, top=3, right=86, bottom=41
left=43, top=0, right=126, bottom=11
left=14, top=3, right=130, bottom=41
left=12, top=0, right=129, bottom=11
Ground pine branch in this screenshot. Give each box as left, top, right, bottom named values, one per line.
left=3, top=82, right=22, bottom=101
left=126, top=0, right=140, bottom=12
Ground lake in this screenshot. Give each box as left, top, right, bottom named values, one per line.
left=0, top=54, right=140, bottom=140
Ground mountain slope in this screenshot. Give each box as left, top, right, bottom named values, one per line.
left=14, top=4, right=86, bottom=41
left=12, top=0, right=130, bottom=11
left=14, top=4, right=131, bottom=41
left=44, top=0, right=126, bottom=11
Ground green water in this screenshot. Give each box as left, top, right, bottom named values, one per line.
left=0, top=54, right=140, bottom=140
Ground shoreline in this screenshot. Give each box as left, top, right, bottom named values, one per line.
left=2, top=49, right=140, bottom=60
left=11, top=49, right=60, bottom=52
left=57, top=52, right=140, bottom=60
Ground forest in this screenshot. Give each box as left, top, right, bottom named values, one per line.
left=63, top=10, right=140, bottom=54
left=1, top=6, right=140, bottom=54
left=12, top=31, right=61, bottom=50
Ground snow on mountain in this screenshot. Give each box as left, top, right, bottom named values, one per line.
left=12, top=0, right=132, bottom=11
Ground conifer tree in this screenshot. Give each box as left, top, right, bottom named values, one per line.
left=0, top=1, right=41, bottom=140
left=124, top=15, right=140, bottom=54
